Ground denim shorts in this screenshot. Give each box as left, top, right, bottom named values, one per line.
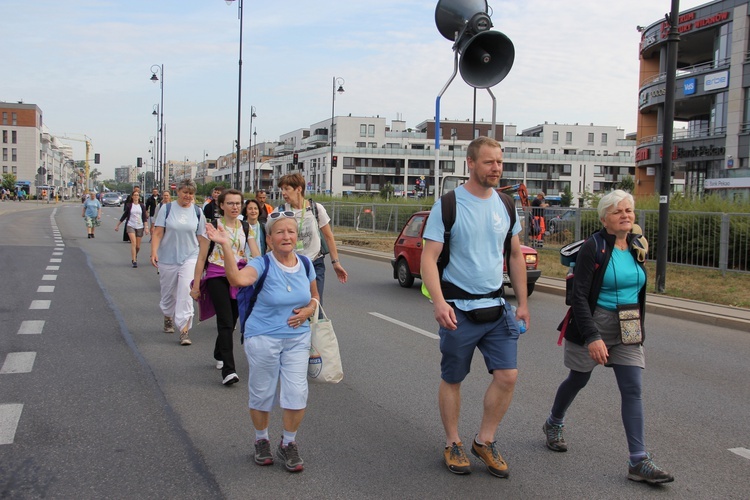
left=244, top=333, right=311, bottom=411
left=439, top=301, right=520, bottom=384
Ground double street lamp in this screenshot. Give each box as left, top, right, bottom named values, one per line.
left=150, top=64, right=165, bottom=191
left=329, top=77, right=345, bottom=195
left=224, top=0, right=244, bottom=191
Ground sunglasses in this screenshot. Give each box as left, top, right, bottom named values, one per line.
left=269, top=211, right=296, bottom=220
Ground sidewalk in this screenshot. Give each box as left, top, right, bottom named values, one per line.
left=337, top=245, right=750, bottom=332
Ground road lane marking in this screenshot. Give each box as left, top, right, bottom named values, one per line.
left=41, top=275, right=57, bottom=281
left=46, top=266, right=59, bottom=271
left=0, top=353, right=36, bottom=374
left=18, top=321, right=44, bottom=335
left=37, top=286, right=54, bottom=293
left=50, top=259, right=61, bottom=263
left=29, top=300, right=51, bottom=310
left=729, top=448, right=750, bottom=460
left=0, top=404, right=23, bottom=445
left=369, top=312, right=439, bottom=339
left=52, top=252, right=63, bottom=256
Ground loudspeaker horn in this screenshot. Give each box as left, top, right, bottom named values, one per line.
left=458, top=30, right=515, bottom=88
left=435, top=0, right=489, bottom=41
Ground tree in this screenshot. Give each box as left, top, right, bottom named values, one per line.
left=561, top=185, right=573, bottom=207
left=379, top=181, right=394, bottom=200
left=89, top=168, right=101, bottom=184
left=618, top=175, right=635, bottom=193
left=2, top=173, right=17, bottom=191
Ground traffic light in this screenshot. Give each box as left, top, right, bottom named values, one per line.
left=332, top=155, right=338, bottom=167
left=94, top=153, right=100, bottom=164
left=293, top=153, right=298, bottom=165
left=137, top=157, right=142, bottom=168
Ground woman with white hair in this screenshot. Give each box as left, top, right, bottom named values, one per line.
left=543, top=190, right=673, bottom=485
left=150, top=179, right=208, bottom=346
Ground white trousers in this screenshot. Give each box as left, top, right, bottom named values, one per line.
left=158, top=258, right=197, bottom=334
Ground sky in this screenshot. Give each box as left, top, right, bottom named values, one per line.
left=3, top=0, right=708, bottom=179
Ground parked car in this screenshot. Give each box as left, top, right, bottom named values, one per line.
left=391, top=211, right=541, bottom=296
left=546, top=209, right=576, bottom=234
left=101, top=192, right=122, bottom=207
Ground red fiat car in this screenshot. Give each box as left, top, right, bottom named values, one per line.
left=391, top=211, right=541, bottom=296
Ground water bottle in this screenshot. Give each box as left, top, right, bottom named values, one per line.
left=510, top=305, right=527, bottom=333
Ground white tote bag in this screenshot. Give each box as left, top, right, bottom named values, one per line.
left=308, top=299, right=343, bottom=383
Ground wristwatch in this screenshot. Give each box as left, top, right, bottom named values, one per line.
left=331, top=259, right=340, bottom=264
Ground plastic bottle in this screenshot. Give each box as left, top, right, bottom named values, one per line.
left=510, top=305, right=527, bottom=333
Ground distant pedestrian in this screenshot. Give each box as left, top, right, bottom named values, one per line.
left=145, top=188, right=160, bottom=234
left=243, top=198, right=266, bottom=254
left=530, top=192, right=548, bottom=246
left=150, top=179, right=207, bottom=346
left=82, top=192, right=102, bottom=239
left=255, top=189, right=273, bottom=223
left=115, top=191, right=149, bottom=268
left=203, top=186, right=225, bottom=223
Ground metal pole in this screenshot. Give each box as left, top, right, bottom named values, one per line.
left=253, top=128, right=258, bottom=192
left=235, top=0, right=244, bottom=191
left=160, top=65, right=165, bottom=192
left=330, top=77, right=344, bottom=196
left=655, top=0, right=680, bottom=294
left=434, top=48, right=459, bottom=199
left=249, top=106, right=256, bottom=191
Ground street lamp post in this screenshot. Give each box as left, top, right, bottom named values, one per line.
left=224, top=0, right=244, bottom=191
left=253, top=128, right=258, bottom=192
left=150, top=64, right=165, bottom=191
left=249, top=105, right=256, bottom=191
left=329, top=77, right=345, bottom=196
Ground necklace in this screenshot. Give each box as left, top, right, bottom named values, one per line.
left=275, top=254, right=297, bottom=292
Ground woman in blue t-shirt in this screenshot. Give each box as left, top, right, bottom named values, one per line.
left=206, top=211, right=318, bottom=473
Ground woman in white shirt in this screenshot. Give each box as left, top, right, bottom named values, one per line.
left=115, top=191, right=149, bottom=268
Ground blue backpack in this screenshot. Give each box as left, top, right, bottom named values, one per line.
left=237, top=253, right=312, bottom=343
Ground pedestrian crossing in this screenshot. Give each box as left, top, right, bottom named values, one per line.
left=0, top=209, right=61, bottom=445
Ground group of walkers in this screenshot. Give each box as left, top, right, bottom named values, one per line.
left=77, top=145, right=673, bottom=484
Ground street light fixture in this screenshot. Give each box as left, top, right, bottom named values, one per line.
left=150, top=64, right=165, bottom=191
left=329, top=76, right=345, bottom=195
left=224, top=0, right=244, bottom=191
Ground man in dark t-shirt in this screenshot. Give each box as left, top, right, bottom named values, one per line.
left=203, top=186, right=225, bottom=222
left=530, top=192, right=548, bottom=245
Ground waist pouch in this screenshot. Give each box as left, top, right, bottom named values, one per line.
left=458, top=305, right=504, bottom=324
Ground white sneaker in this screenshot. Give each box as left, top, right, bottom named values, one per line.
left=222, top=373, right=239, bottom=385
left=216, top=360, right=224, bottom=370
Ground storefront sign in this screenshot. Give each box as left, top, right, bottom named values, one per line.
left=636, top=148, right=650, bottom=162
left=676, top=145, right=726, bottom=158
left=705, top=177, right=750, bottom=189
left=704, top=71, right=729, bottom=91
left=684, top=78, right=696, bottom=95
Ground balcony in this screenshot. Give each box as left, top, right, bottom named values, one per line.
left=637, top=126, right=727, bottom=146
left=640, top=58, right=730, bottom=87
left=301, top=134, right=329, bottom=149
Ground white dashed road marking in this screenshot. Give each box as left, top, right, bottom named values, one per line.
left=41, top=275, right=57, bottom=281
left=0, top=404, right=23, bottom=445
left=37, top=286, right=55, bottom=293
left=50, top=259, right=61, bottom=263
left=29, top=300, right=51, bottom=310
left=18, top=321, right=44, bottom=335
left=46, top=266, right=59, bottom=271
left=0, top=353, right=36, bottom=374
left=729, top=448, right=750, bottom=460
left=368, top=312, right=439, bottom=339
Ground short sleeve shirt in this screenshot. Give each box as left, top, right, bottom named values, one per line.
left=153, top=202, right=207, bottom=265
left=84, top=199, right=101, bottom=218
left=278, top=201, right=331, bottom=261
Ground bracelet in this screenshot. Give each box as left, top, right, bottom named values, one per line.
left=331, top=259, right=339, bottom=264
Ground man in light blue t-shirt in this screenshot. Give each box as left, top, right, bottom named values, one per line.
left=421, top=136, right=530, bottom=479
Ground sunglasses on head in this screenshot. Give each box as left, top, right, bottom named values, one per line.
left=269, top=211, right=295, bottom=220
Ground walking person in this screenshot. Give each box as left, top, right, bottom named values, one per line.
left=530, top=192, right=548, bottom=246
left=421, top=136, right=530, bottom=478
left=191, top=189, right=260, bottom=386
left=81, top=192, right=102, bottom=239
left=255, top=189, right=273, bottom=223
left=544, top=190, right=673, bottom=485
left=203, top=186, right=224, bottom=223
left=205, top=211, right=318, bottom=472
left=150, top=179, right=208, bottom=346
left=277, top=173, right=347, bottom=301
left=153, top=190, right=171, bottom=220
left=243, top=198, right=266, bottom=254
left=145, top=188, right=160, bottom=236
left=115, top=191, right=149, bottom=268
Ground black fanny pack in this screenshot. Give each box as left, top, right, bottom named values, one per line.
left=456, top=304, right=504, bottom=324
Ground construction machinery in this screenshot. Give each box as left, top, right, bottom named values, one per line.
left=58, top=134, right=94, bottom=193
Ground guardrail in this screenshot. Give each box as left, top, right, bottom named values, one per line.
left=322, top=202, right=749, bottom=273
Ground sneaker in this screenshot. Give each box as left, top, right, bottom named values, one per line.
left=543, top=421, right=568, bottom=452
left=277, top=441, right=304, bottom=472
left=179, top=332, right=192, bottom=345
left=132, top=260, right=137, bottom=268
left=222, top=373, right=239, bottom=385
left=628, top=453, right=674, bottom=484
left=254, top=439, right=273, bottom=466
left=216, top=360, right=224, bottom=370
left=443, top=442, right=471, bottom=475
left=471, top=437, right=509, bottom=478
left=163, top=316, right=175, bottom=334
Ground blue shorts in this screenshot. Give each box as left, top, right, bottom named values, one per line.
left=439, top=301, right=520, bottom=384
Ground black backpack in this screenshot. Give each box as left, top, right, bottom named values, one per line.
left=438, top=189, right=517, bottom=300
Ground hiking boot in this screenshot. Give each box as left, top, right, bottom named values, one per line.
left=163, top=316, right=175, bottom=334
left=254, top=439, right=273, bottom=466
left=628, top=453, right=674, bottom=484
left=277, top=441, right=304, bottom=472
left=443, top=442, right=471, bottom=475
left=543, top=421, right=568, bottom=452
left=471, top=437, right=509, bottom=478
left=179, top=332, right=192, bottom=345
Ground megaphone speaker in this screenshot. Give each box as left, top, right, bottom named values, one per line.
left=458, top=30, right=515, bottom=88
left=435, top=0, right=489, bottom=41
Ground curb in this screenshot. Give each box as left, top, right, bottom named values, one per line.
left=337, top=245, right=750, bottom=332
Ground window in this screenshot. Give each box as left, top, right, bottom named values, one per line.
left=565, top=131, right=572, bottom=144
left=552, top=131, right=559, bottom=143
left=11, top=131, right=16, bottom=144
left=550, top=149, right=556, bottom=154
left=504, top=147, right=518, bottom=153
left=403, top=215, right=427, bottom=238
left=368, top=142, right=377, bottom=148
left=593, top=165, right=603, bottom=175
left=12, top=113, right=17, bottom=126
left=368, top=124, right=375, bottom=137
left=528, top=148, right=541, bottom=153
left=360, top=124, right=367, bottom=137
left=2, top=148, right=6, bottom=161
left=2, top=166, right=6, bottom=173
left=11, top=148, right=17, bottom=161
left=601, top=133, right=608, bottom=145
left=2, top=131, right=6, bottom=143
left=2, top=112, right=6, bottom=125
left=356, top=142, right=366, bottom=148
left=587, top=132, right=594, bottom=144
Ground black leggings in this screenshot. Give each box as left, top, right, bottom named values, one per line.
left=206, top=277, right=239, bottom=377
left=550, top=365, right=645, bottom=455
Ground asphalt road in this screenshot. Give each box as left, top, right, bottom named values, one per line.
left=1, top=203, right=749, bottom=499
